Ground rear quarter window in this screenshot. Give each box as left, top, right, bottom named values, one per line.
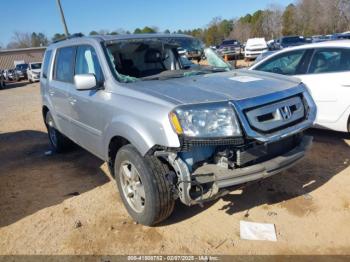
left=42, top=50, right=52, bottom=79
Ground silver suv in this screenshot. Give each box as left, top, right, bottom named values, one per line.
left=40, top=34, right=316, bottom=225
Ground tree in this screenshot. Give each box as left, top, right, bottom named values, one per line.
left=164, top=29, right=171, bottom=34
left=219, top=19, right=233, bottom=38
left=52, top=33, right=66, bottom=42
left=31, top=32, right=49, bottom=47
left=6, top=32, right=32, bottom=49
left=262, top=4, right=283, bottom=39
left=134, top=28, right=142, bottom=34
left=141, top=26, right=157, bottom=33
left=282, top=4, right=298, bottom=35
left=89, top=30, right=99, bottom=35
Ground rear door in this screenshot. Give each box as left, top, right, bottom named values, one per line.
left=49, top=46, right=76, bottom=138
left=297, top=48, right=350, bottom=126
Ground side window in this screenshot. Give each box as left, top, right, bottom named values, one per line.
left=42, top=50, right=52, bottom=79
left=308, top=48, right=350, bottom=74
left=255, top=50, right=306, bottom=75
left=75, top=45, right=103, bottom=82
left=53, top=46, right=76, bottom=82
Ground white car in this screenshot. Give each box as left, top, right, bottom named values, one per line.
left=27, top=62, right=42, bottom=82
left=250, top=40, right=350, bottom=133
left=244, top=38, right=268, bottom=60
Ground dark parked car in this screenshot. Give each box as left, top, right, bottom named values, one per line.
left=15, top=63, right=29, bottom=80
left=0, top=71, right=5, bottom=89
left=217, top=39, right=242, bottom=58
left=331, top=33, right=350, bottom=40
left=274, top=36, right=307, bottom=50
left=6, top=69, right=17, bottom=81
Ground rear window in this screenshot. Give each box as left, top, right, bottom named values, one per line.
left=53, top=46, right=76, bottom=82
left=42, top=51, right=52, bottom=78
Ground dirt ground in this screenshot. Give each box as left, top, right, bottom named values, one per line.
left=0, top=80, right=350, bottom=255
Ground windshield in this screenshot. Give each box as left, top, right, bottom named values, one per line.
left=31, top=63, right=42, bottom=69
left=16, top=64, right=28, bottom=70
left=105, top=38, right=231, bottom=83
left=282, top=37, right=306, bottom=45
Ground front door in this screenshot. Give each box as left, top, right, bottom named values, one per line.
left=66, top=45, right=106, bottom=157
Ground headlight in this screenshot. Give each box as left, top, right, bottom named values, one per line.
left=169, top=103, right=241, bottom=137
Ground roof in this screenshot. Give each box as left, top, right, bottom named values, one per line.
left=91, top=33, right=195, bottom=41
left=0, top=46, right=46, bottom=54
left=278, top=39, right=350, bottom=50
left=50, top=33, right=196, bottom=47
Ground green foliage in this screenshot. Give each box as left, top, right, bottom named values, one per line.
left=31, top=32, right=49, bottom=47
left=52, top=33, right=66, bottom=42
left=141, top=26, right=157, bottom=33
left=282, top=4, right=298, bottom=35
left=89, top=30, right=99, bottom=35
left=134, top=28, right=142, bottom=34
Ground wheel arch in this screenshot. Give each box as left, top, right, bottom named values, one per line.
left=107, top=135, right=130, bottom=177
left=42, top=105, right=49, bottom=122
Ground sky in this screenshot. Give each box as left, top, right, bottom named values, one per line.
left=0, top=0, right=293, bottom=46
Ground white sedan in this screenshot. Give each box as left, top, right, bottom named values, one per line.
left=250, top=40, right=350, bottom=133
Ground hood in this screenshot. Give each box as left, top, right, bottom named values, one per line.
left=246, top=44, right=267, bottom=50
left=31, top=69, right=41, bottom=74
left=124, top=70, right=301, bottom=105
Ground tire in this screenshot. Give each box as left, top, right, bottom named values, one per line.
left=45, top=111, right=72, bottom=153
left=114, top=144, right=175, bottom=226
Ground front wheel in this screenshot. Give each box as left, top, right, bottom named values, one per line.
left=114, top=144, right=175, bottom=226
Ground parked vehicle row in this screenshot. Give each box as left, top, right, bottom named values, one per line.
left=244, top=38, right=268, bottom=60
left=0, top=71, right=5, bottom=89
left=27, top=62, right=42, bottom=82
left=41, top=33, right=316, bottom=226
left=217, top=39, right=242, bottom=59
left=0, top=61, right=42, bottom=84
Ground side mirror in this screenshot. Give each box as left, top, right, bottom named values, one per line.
left=74, top=74, right=97, bottom=90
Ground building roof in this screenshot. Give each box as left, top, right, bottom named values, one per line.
left=0, top=47, right=46, bottom=69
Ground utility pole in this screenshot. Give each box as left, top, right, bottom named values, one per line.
left=56, top=0, right=69, bottom=37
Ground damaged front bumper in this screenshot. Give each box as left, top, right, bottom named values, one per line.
left=156, top=135, right=312, bottom=206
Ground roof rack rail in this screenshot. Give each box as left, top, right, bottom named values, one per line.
left=53, top=33, right=84, bottom=43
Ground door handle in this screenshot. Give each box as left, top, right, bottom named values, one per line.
left=68, top=97, right=77, bottom=105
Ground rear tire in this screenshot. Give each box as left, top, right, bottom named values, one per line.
left=45, top=111, right=72, bottom=153
left=114, top=144, right=175, bottom=226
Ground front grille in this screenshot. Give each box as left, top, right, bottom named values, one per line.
left=236, top=135, right=301, bottom=166
left=179, top=136, right=244, bottom=151
left=244, top=95, right=305, bottom=133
